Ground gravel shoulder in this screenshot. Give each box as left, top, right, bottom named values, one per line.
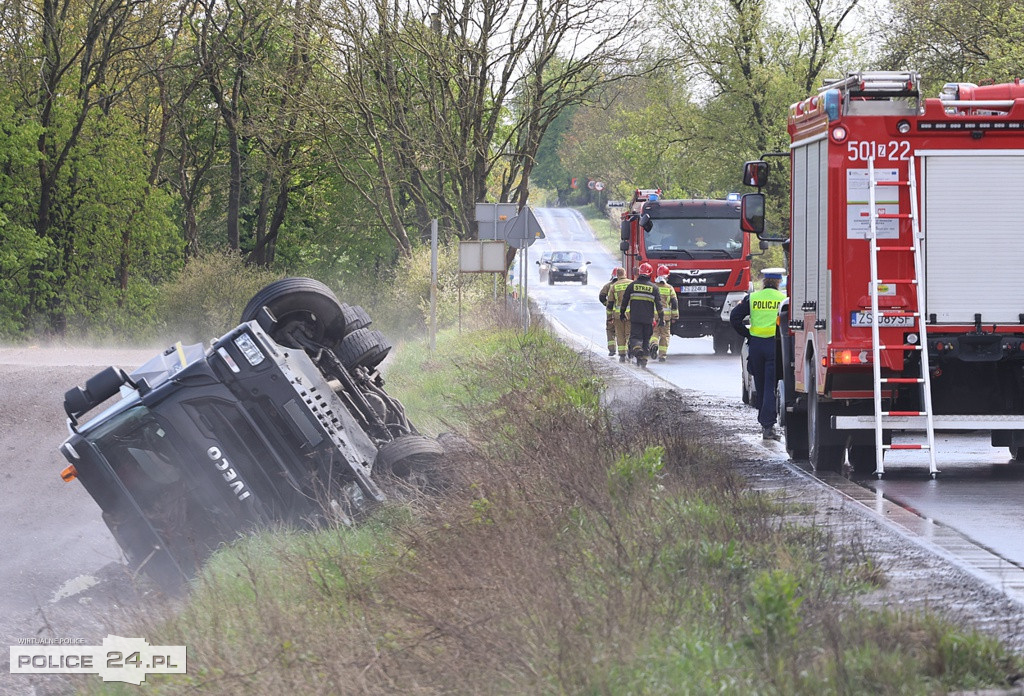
left=2, top=341, right=1024, bottom=695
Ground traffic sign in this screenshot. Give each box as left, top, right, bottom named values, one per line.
left=594, top=181, right=605, bottom=191
left=504, top=207, right=545, bottom=249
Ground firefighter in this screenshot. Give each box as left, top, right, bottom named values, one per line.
left=599, top=268, right=626, bottom=357
left=649, top=264, right=678, bottom=362
left=619, top=262, right=664, bottom=369
left=730, top=268, right=787, bottom=440
left=606, top=268, right=633, bottom=363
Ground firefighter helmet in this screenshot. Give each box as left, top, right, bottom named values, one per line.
left=657, top=264, right=670, bottom=278
left=638, top=262, right=654, bottom=276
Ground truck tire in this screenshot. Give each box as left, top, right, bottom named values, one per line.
left=241, top=277, right=346, bottom=348
left=847, top=445, right=878, bottom=476
left=728, top=332, right=744, bottom=355
left=712, top=330, right=729, bottom=355
left=778, top=379, right=808, bottom=460
left=340, top=303, right=372, bottom=335
left=362, top=330, right=392, bottom=369
left=1009, top=445, right=1024, bottom=463
left=807, top=366, right=844, bottom=472
left=375, top=435, right=445, bottom=489
left=336, top=328, right=383, bottom=370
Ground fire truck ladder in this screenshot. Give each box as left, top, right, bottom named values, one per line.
left=867, top=156, right=938, bottom=477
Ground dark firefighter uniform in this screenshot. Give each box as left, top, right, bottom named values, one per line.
left=620, top=270, right=664, bottom=368
left=599, top=269, right=625, bottom=357
left=730, top=268, right=786, bottom=438
left=606, top=273, right=633, bottom=362
left=649, top=278, right=679, bottom=361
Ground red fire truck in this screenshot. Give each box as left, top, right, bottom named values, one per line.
left=619, top=188, right=751, bottom=353
left=740, top=71, right=1024, bottom=476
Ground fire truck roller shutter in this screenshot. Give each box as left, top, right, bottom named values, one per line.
left=791, top=137, right=828, bottom=330
left=921, top=152, right=1024, bottom=325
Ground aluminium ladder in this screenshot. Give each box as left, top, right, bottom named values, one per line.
left=867, top=156, right=938, bottom=477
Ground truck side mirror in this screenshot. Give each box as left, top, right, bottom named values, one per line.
left=743, top=160, right=769, bottom=188
left=620, top=219, right=631, bottom=241
left=639, top=213, right=653, bottom=232
left=740, top=193, right=765, bottom=234
left=619, top=240, right=630, bottom=252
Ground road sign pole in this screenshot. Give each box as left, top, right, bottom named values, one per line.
left=523, top=244, right=529, bottom=330
left=430, top=219, right=438, bottom=351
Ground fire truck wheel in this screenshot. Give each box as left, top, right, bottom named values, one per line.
left=807, top=368, right=844, bottom=472
left=728, top=333, right=744, bottom=355
left=340, top=303, right=372, bottom=335
left=847, top=445, right=878, bottom=476
left=548, top=275, right=555, bottom=285
left=1010, top=445, right=1024, bottom=463
left=712, top=330, right=730, bottom=355
left=241, top=277, right=346, bottom=348
left=777, top=378, right=808, bottom=459
left=375, top=435, right=446, bottom=490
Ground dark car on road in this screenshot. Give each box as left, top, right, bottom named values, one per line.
left=537, top=250, right=590, bottom=285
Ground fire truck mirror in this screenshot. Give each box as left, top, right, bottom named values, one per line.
left=619, top=240, right=630, bottom=252
left=639, top=213, right=653, bottom=232
left=743, top=160, right=769, bottom=188
left=740, top=193, right=765, bottom=235
left=620, top=219, right=631, bottom=241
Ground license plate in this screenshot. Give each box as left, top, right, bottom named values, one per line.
left=680, top=286, right=707, bottom=294
left=850, top=311, right=915, bottom=328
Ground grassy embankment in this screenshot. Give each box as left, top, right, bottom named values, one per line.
left=88, top=314, right=1021, bottom=694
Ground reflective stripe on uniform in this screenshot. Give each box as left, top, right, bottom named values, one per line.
left=749, top=287, right=786, bottom=338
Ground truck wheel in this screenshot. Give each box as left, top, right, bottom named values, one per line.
left=340, top=304, right=372, bottom=335
left=336, top=328, right=386, bottom=370
left=362, top=330, right=392, bottom=369
left=712, top=330, right=729, bottom=355
left=728, top=333, right=744, bottom=355
left=848, top=445, right=878, bottom=476
left=807, top=367, right=844, bottom=472
left=1009, top=445, right=1024, bottom=463
left=548, top=275, right=554, bottom=285
left=241, top=277, right=346, bottom=348
left=375, top=435, right=445, bottom=489
left=777, top=378, right=807, bottom=459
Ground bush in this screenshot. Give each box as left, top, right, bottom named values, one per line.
left=153, top=250, right=283, bottom=343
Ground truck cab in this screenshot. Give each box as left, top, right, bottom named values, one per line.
left=620, top=190, right=751, bottom=353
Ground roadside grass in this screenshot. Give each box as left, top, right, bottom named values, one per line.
left=575, top=204, right=620, bottom=255
left=86, top=320, right=1023, bottom=695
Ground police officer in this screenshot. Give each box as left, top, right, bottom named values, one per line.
left=730, top=268, right=786, bottom=440
left=620, top=263, right=663, bottom=369
left=606, top=268, right=633, bottom=363
left=599, top=268, right=626, bottom=357
left=649, top=264, right=678, bottom=362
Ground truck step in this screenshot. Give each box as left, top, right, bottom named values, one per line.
left=874, top=180, right=910, bottom=186
left=878, top=344, right=923, bottom=350
left=874, top=278, right=918, bottom=285
left=884, top=443, right=930, bottom=450
left=883, top=410, right=927, bottom=416
left=833, top=414, right=1024, bottom=430
left=880, top=377, right=924, bottom=384
left=874, top=245, right=916, bottom=252
left=877, top=212, right=912, bottom=219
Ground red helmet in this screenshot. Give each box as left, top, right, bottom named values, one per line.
left=657, top=264, right=670, bottom=278
left=638, top=262, right=654, bottom=276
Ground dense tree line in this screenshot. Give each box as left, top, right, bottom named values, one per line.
left=3, top=0, right=1022, bottom=338
left=0, top=0, right=652, bottom=337
left=548, top=0, right=1024, bottom=217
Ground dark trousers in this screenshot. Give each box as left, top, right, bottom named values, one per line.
left=628, top=321, right=654, bottom=358
left=747, top=336, right=777, bottom=429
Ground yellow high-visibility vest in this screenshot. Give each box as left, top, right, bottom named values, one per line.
left=749, top=287, right=786, bottom=338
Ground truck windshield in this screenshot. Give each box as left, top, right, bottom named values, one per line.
left=644, top=218, right=743, bottom=259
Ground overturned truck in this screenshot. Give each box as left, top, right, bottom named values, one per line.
left=59, top=278, right=441, bottom=589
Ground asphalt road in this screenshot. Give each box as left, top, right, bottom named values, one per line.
left=527, top=206, right=1024, bottom=570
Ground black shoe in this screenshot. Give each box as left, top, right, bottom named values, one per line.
left=619, top=354, right=627, bottom=363
left=608, top=348, right=616, bottom=357
left=762, top=427, right=781, bottom=441
left=639, top=358, right=648, bottom=369
left=658, top=356, right=666, bottom=363
left=649, top=344, right=658, bottom=359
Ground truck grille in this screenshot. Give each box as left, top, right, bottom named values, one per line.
left=668, top=270, right=732, bottom=289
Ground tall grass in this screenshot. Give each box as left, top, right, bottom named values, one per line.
left=86, top=325, right=1023, bottom=695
